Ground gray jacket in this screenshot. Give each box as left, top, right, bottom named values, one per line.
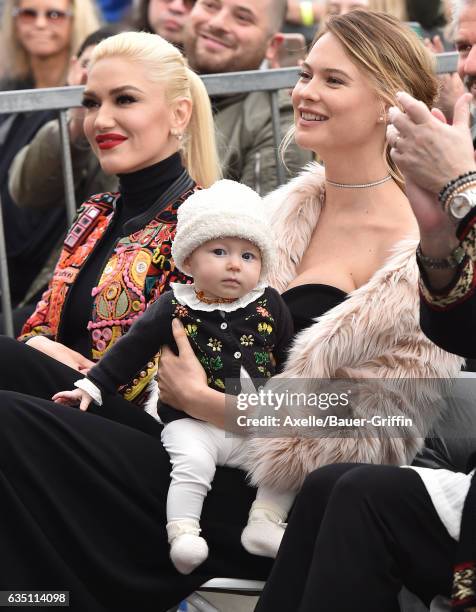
left=213, top=89, right=312, bottom=195
left=8, top=118, right=117, bottom=211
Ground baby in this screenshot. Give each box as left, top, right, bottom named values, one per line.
left=53, top=180, right=295, bottom=574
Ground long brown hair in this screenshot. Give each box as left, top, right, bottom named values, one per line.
left=324, top=10, right=438, bottom=188
left=282, top=10, right=438, bottom=190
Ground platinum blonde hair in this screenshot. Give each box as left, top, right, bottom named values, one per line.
left=90, top=31, right=221, bottom=188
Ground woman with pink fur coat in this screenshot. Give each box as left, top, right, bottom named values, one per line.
left=157, top=10, right=464, bottom=559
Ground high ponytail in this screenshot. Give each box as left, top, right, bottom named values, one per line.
left=183, top=68, right=221, bottom=187
left=90, top=31, right=221, bottom=187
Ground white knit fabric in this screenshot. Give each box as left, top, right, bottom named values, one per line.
left=142, top=379, right=162, bottom=423
left=171, top=179, right=276, bottom=283
left=74, top=378, right=103, bottom=406
left=404, top=466, right=474, bottom=540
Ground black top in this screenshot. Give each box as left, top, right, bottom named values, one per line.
left=60, top=153, right=184, bottom=357
left=420, top=295, right=476, bottom=360
left=282, top=283, right=348, bottom=334
left=0, top=76, right=35, bottom=93
left=87, top=286, right=295, bottom=423
left=118, top=153, right=183, bottom=214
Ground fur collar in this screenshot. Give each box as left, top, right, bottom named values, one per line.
left=264, top=161, right=462, bottom=380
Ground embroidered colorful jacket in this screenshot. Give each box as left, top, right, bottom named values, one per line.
left=20, top=172, right=197, bottom=402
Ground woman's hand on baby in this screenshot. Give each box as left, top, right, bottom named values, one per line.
left=157, top=318, right=208, bottom=413
left=26, top=336, right=94, bottom=373
left=52, top=389, right=93, bottom=411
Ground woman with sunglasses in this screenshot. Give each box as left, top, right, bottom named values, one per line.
left=0, top=0, right=99, bottom=89
left=0, top=0, right=99, bottom=317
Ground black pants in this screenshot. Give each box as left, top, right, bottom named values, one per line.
left=256, top=464, right=456, bottom=612
left=0, top=337, right=272, bottom=611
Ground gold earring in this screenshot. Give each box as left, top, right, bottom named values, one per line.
left=171, top=129, right=183, bottom=141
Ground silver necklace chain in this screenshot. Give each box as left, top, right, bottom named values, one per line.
left=326, top=175, right=392, bottom=189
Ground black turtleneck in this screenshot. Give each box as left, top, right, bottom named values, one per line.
left=60, top=153, right=184, bottom=357
left=118, top=152, right=183, bottom=216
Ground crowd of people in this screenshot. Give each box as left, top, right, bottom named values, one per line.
left=0, top=0, right=474, bottom=611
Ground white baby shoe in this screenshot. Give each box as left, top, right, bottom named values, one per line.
left=167, top=519, right=209, bottom=575
left=241, top=501, right=287, bottom=558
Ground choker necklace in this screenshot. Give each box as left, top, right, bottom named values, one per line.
left=195, top=290, right=238, bottom=305
left=326, top=175, right=392, bottom=189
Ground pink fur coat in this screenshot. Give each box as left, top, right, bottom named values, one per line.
left=245, top=163, right=464, bottom=492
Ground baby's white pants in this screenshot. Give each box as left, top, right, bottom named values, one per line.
left=161, top=417, right=249, bottom=522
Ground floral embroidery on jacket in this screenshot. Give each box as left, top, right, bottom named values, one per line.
left=258, top=322, right=273, bottom=335
left=174, top=304, right=189, bottom=318
left=208, top=338, right=222, bottom=352
left=167, top=289, right=287, bottom=394
left=240, top=334, right=254, bottom=346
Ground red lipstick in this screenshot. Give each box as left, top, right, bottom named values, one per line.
left=95, top=133, right=128, bottom=150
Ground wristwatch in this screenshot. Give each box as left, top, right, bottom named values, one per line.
left=446, top=188, right=476, bottom=223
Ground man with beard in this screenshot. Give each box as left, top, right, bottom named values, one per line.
left=183, top=0, right=312, bottom=195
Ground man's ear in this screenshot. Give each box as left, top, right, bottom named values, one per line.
left=170, top=97, right=193, bottom=135
left=265, top=33, right=284, bottom=69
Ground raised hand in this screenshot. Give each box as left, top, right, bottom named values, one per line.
left=388, top=91, right=475, bottom=193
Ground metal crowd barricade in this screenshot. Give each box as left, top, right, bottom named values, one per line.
left=0, top=52, right=459, bottom=337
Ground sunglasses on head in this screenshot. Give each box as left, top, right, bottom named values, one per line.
left=12, top=7, right=73, bottom=22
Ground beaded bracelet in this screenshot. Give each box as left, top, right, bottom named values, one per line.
left=439, top=171, right=476, bottom=206
left=416, top=243, right=466, bottom=270
left=438, top=171, right=476, bottom=200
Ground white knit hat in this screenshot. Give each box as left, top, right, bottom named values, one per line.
left=172, top=180, right=275, bottom=283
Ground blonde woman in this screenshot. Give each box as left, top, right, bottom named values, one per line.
left=0, top=0, right=100, bottom=88
left=0, top=31, right=222, bottom=611
left=160, top=8, right=462, bottom=482
left=156, top=7, right=464, bottom=591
